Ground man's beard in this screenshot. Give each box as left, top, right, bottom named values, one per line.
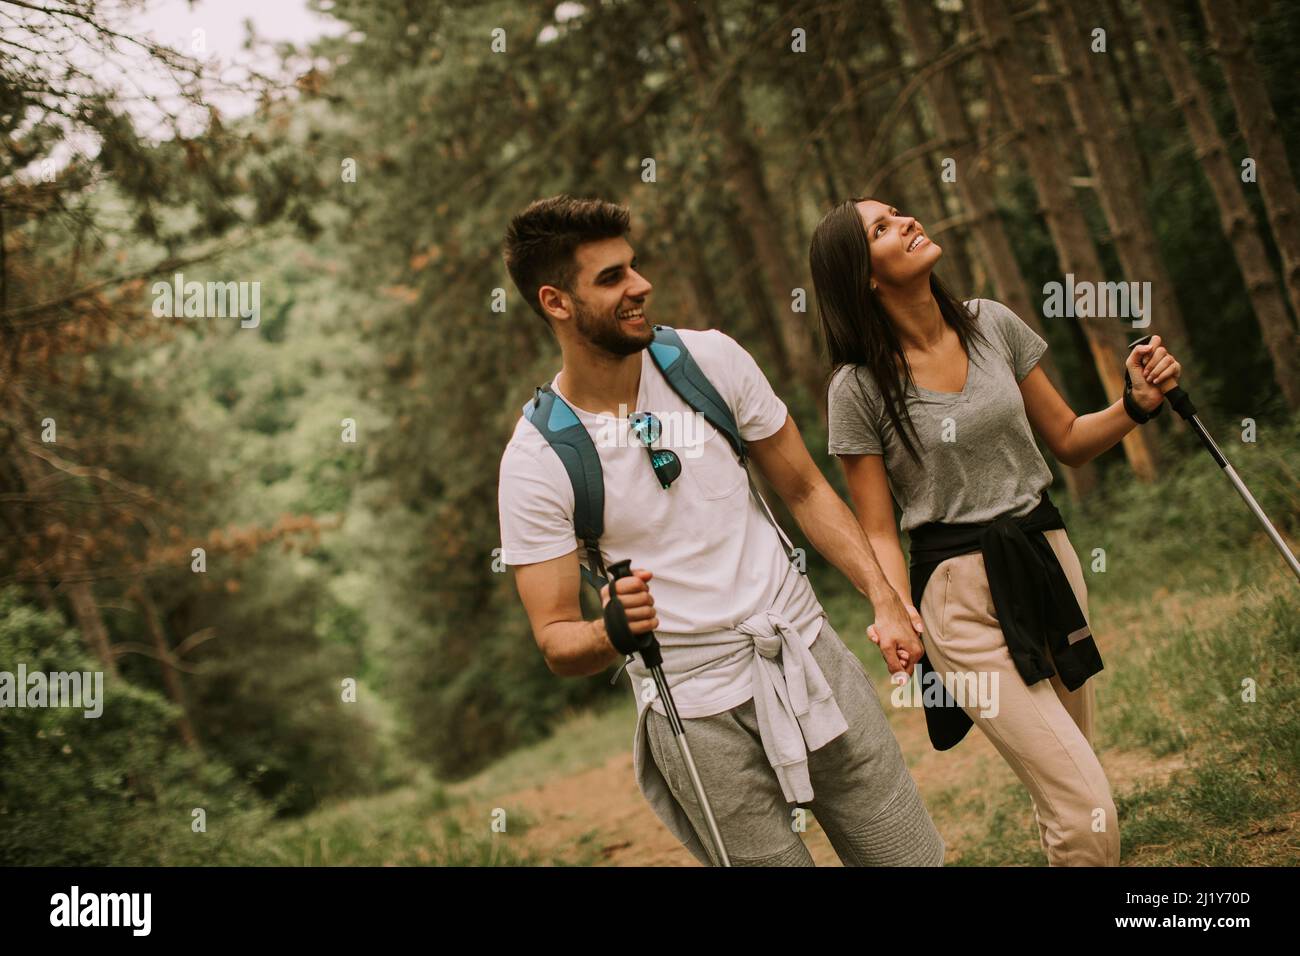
left=573, top=296, right=653, bottom=356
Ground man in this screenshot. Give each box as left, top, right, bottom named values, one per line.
left=497, top=195, right=944, bottom=866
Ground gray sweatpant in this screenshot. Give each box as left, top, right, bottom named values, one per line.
left=645, top=620, right=946, bottom=866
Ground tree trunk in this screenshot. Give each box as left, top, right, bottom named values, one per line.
left=721, top=207, right=795, bottom=379
left=1198, top=0, right=1300, bottom=402
left=679, top=210, right=727, bottom=330
left=896, top=0, right=1098, bottom=499
left=972, top=0, right=1162, bottom=481
left=1097, top=0, right=1155, bottom=188
left=64, top=554, right=118, bottom=677
left=792, top=64, right=843, bottom=205
left=825, top=8, right=922, bottom=242
left=129, top=584, right=202, bottom=752
left=1137, top=0, right=1300, bottom=410
left=667, top=0, right=822, bottom=405
left=7, top=445, right=120, bottom=673
left=641, top=109, right=731, bottom=338
left=867, top=0, right=977, bottom=295
left=1043, top=0, right=1198, bottom=381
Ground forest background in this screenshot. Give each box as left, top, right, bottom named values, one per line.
left=2, top=0, right=1297, bottom=864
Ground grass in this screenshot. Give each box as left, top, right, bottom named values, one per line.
left=447, top=695, right=637, bottom=801
left=250, top=418, right=1300, bottom=865
left=251, top=701, right=635, bottom=866
left=950, top=413, right=1300, bottom=865
left=252, top=543, right=1299, bottom=866
left=254, top=773, right=574, bottom=866
left=1097, top=581, right=1300, bottom=865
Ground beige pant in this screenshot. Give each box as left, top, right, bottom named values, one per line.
left=917, top=528, right=1120, bottom=866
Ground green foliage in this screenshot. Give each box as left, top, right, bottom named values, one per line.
left=0, top=588, right=273, bottom=865
left=1060, top=414, right=1300, bottom=603
left=175, top=555, right=400, bottom=816
left=4, top=0, right=1299, bottom=859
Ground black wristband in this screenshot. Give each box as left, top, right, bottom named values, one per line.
left=1123, top=375, right=1163, bottom=424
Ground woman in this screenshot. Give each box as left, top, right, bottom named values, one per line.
left=810, top=198, right=1180, bottom=866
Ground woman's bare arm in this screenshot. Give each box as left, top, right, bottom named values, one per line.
left=837, top=453, right=912, bottom=604
left=1018, top=336, right=1181, bottom=467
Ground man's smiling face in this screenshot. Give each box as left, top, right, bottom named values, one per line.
left=565, top=237, right=655, bottom=356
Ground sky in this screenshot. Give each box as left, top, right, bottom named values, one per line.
left=6, top=0, right=348, bottom=173
left=126, top=0, right=347, bottom=53
left=14, top=0, right=579, bottom=172
left=119, top=0, right=351, bottom=132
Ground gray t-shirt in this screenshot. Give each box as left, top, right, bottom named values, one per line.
left=827, top=298, right=1053, bottom=533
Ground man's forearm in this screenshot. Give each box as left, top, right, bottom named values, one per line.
left=786, top=479, right=898, bottom=605
left=541, top=619, right=623, bottom=677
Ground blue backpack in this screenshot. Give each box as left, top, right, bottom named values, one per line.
left=521, top=325, right=804, bottom=592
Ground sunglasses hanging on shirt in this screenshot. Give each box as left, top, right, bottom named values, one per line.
left=629, top=411, right=681, bottom=490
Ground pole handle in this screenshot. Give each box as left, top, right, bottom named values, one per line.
left=1128, top=333, right=1196, bottom=418
left=605, top=559, right=662, bottom=668
left=1164, top=384, right=1196, bottom=421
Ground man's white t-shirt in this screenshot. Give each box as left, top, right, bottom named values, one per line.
left=497, top=328, right=826, bottom=716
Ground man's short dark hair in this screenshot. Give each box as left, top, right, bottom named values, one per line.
left=502, top=195, right=631, bottom=326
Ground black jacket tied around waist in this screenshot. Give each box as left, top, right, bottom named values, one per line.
left=906, top=492, right=1103, bottom=751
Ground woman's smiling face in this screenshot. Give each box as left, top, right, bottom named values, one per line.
left=855, top=199, right=942, bottom=288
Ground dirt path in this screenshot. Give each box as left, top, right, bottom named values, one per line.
left=462, top=685, right=1186, bottom=866
left=446, top=558, right=1290, bottom=866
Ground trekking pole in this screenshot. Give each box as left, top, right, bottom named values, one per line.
left=1130, top=334, right=1300, bottom=584
left=604, top=559, right=732, bottom=866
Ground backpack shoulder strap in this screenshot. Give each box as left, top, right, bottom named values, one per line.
left=647, top=325, right=747, bottom=464
left=647, top=326, right=806, bottom=577
left=521, top=384, right=608, bottom=592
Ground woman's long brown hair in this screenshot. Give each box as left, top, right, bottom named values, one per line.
left=809, top=197, right=989, bottom=464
